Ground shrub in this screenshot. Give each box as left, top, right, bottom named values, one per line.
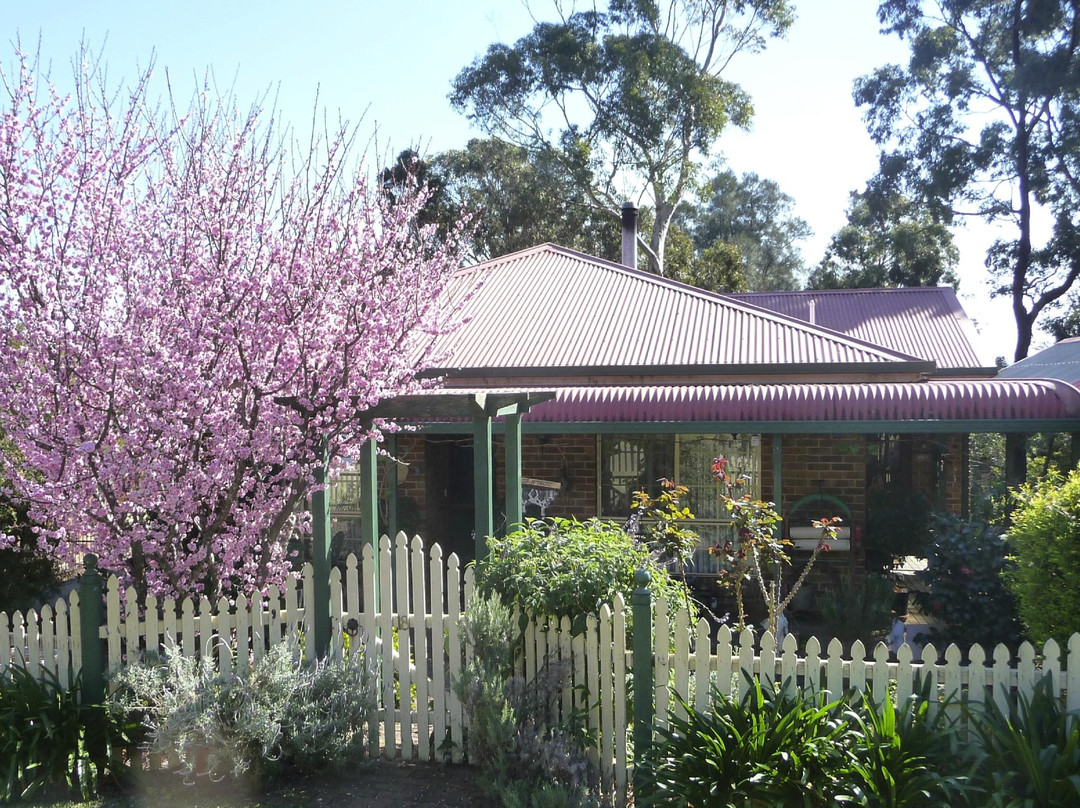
left=0, top=664, right=135, bottom=802
left=113, top=637, right=375, bottom=783
left=476, top=517, right=691, bottom=634
left=843, top=682, right=969, bottom=807
left=916, top=512, right=1022, bottom=649
left=1005, top=469, right=1080, bottom=646
left=820, top=573, right=896, bottom=650
left=637, top=678, right=851, bottom=807
left=865, top=487, right=933, bottom=572
left=453, top=593, right=597, bottom=808
left=963, top=677, right=1080, bottom=807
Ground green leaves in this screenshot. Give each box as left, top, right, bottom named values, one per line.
left=1006, top=469, right=1080, bottom=647
left=449, top=1, right=792, bottom=275
left=475, top=517, right=690, bottom=634
left=964, top=677, right=1080, bottom=807
left=0, top=664, right=135, bottom=802
left=859, top=0, right=1080, bottom=359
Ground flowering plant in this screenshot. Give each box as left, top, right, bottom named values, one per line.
left=709, top=456, right=837, bottom=635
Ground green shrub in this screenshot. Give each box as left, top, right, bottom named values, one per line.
left=820, top=573, right=896, bottom=650
left=1005, top=469, right=1080, bottom=646
left=0, top=664, right=135, bottom=802
left=637, top=678, right=851, bottom=807
left=963, top=677, right=1080, bottom=807
left=843, top=682, right=969, bottom=807
left=453, top=594, right=597, bottom=808
left=113, top=637, right=375, bottom=783
left=866, top=487, right=933, bottom=572
left=476, top=517, right=691, bottom=634
left=916, top=512, right=1022, bottom=649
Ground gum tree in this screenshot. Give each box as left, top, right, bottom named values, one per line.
left=857, top=0, right=1080, bottom=360
left=450, top=0, right=793, bottom=276
left=0, top=50, right=470, bottom=599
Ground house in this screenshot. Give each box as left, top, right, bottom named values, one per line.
left=329, top=218, right=1080, bottom=606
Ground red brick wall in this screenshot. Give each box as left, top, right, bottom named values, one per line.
left=493, top=434, right=598, bottom=519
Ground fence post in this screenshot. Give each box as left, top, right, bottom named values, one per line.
left=632, top=568, right=654, bottom=800
left=79, top=554, right=105, bottom=704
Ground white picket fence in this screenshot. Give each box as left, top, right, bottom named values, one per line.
left=4, top=535, right=1080, bottom=808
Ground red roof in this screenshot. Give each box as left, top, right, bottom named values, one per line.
left=432, top=245, right=923, bottom=374
left=521, top=379, right=1080, bottom=423
left=728, top=288, right=988, bottom=369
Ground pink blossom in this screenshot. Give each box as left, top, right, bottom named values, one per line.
left=0, top=49, right=471, bottom=599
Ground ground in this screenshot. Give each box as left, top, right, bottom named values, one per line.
left=37, top=760, right=495, bottom=808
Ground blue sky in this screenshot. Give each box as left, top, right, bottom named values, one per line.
left=3, top=1, right=1017, bottom=361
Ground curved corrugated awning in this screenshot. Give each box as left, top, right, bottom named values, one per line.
left=521, top=379, right=1080, bottom=424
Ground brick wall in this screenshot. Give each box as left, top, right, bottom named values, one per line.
left=493, top=434, right=598, bottom=519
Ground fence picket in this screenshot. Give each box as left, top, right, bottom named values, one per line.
left=613, top=596, right=628, bottom=808
left=826, top=638, right=844, bottom=697
left=379, top=536, right=395, bottom=758
left=446, top=553, right=464, bottom=764
left=394, top=533, right=413, bottom=760
left=585, top=612, right=600, bottom=770
left=717, top=626, right=734, bottom=700
left=410, top=536, right=430, bottom=761
left=559, top=614, right=573, bottom=726
left=849, top=641, right=866, bottom=698
left=26, top=609, right=40, bottom=679
left=654, top=599, right=669, bottom=731
left=362, top=544, right=379, bottom=760
left=56, top=600, right=70, bottom=689
left=672, top=606, right=690, bottom=720
left=1070, top=636, right=1080, bottom=713
left=106, top=577, right=122, bottom=670
left=780, top=632, right=797, bottom=699
left=599, top=604, right=614, bottom=798
left=39, top=604, right=55, bottom=680
left=803, top=636, right=821, bottom=700
left=429, top=543, right=447, bottom=762
left=738, top=628, right=754, bottom=702
left=759, top=631, right=776, bottom=690
left=694, top=616, right=710, bottom=715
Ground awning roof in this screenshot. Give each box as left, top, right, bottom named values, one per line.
left=517, top=379, right=1080, bottom=425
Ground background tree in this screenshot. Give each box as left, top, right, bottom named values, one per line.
left=678, top=168, right=809, bottom=290
left=0, top=51, right=469, bottom=599
left=450, top=0, right=793, bottom=276
left=856, top=0, right=1080, bottom=360
left=807, top=187, right=958, bottom=290
left=427, top=137, right=619, bottom=262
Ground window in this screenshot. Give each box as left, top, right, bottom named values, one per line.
left=598, top=433, right=761, bottom=574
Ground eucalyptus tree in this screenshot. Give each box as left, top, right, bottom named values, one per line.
left=808, top=187, right=958, bottom=290
left=857, top=0, right=1080, bottom=360
left=450, top=0, right=794, bottom=276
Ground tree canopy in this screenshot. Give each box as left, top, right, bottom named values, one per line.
left=677, top=168, right=809, bottom=291
left=856, top=0, right=1080, bottom=360
left=449, top=0, right=793, bottom=276
left=0, top=52, right=470, bottom=599
left=808, top=187, right=958, bottom=290
left=426, top=137, right=619, bottom=262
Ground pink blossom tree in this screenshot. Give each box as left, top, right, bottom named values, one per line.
left=0, top=50, right=470, bottom=599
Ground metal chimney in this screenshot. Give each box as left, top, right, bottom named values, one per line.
left=621, top=202, right=638, bottom=269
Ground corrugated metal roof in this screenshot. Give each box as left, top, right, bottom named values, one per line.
left=521, top=379, right=1080, bottom=423
left=997, top=337, right=1080, bottom=386
left=728, top=288, right=989, bottom=369
left=431, top=245, right=923, bottom=372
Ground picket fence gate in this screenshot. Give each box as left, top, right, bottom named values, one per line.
left=4, top=534, right=1080, bottom=808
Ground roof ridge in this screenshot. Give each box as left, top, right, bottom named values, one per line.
left=453, top=244, right=923, bottom=363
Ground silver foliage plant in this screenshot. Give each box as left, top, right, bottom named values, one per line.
left=113, top=636, right=376, bottom=783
